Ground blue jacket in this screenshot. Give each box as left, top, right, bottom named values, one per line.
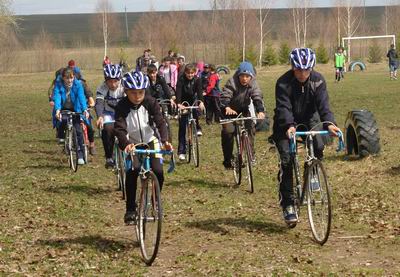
left=53, top=76, right=87, bottom=113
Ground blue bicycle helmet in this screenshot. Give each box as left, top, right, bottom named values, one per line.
left=290, top=48, right=316, bottom=70
left=122, top=71, right=149, bottom=89
left=104, top=64, right=122, bottom=80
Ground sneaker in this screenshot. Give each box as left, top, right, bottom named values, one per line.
left=78, top=158, right=85, bottom=165
left=58, top=138, right=65, bottom=144
left=178, top=154, right=186, bottom=161
left=197, top=130, right=203, bottom=136
left=89, top=145, right=96, bottom=155
left=105, top=158, right=115, bottom=169
left=310, top=176, right=320, bottom=191
left=283, top=205, right=298, bottom=225
left=124, top=210, right=137, bottom=225
left=223, top=160, right=233, bottom=170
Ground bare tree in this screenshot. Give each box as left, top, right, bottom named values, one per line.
left=0, top=0, right=17, bottom=38
left=289, top=0, right=313, bottom=47
left=251, top=0, right=274, bottom=67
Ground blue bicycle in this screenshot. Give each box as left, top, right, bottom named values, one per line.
left=129, top=144, right=175, bottom=265
left=289, top=128, right=345, bottom=245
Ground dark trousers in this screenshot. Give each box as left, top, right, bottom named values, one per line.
left=101, top=123, right=115, bottom=159
left=125, top=143, right=164, bottom=212
left=221, top=120, right=255, bottom=165
left=57, top=114, right=84, bottom=158
left=205, top=96, right=221, bottom=124
left=274, top=125, right=324, bottom=208
left=178, top=113, right=201, bottom=155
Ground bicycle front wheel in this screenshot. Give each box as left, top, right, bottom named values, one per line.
left=117, top=148, right=126, bottom=200
left=232, top=133, right=242, bottom=186
left=186, top=124, right=192, bottom=164
left=242, top=134, right=254, bottom=193
left=305, top=159, right=332, bottom=245
left=191, top=122, right=199, bottom=167
left=138, top=171, right=162, bottom=265
left=69, top=128, right=79, bottom=172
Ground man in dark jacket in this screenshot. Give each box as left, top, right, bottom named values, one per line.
left=220, top=61, right=266, bottom=169
left=272, top=48, right=340, bottom=226
left=387, top=44, right=398, bottom=80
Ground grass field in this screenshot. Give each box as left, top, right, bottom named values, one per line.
left=0, top=64, right=399, bottom=276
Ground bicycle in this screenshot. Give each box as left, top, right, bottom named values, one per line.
left=220, top=114, right=259, bottom=193
left=60, top=110, right=84, bottom=172
left=102, top=116, right=126, bottom=199
left=179, top=100, right=203, bottom=167
left=128, top=144, right=175, bottom=265
left=288, top=126, right=344, bottom=245
left=157, top=99, right=175, bottom=143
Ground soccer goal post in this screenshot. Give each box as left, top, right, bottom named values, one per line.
left=342, top=35, right=396, bottom=63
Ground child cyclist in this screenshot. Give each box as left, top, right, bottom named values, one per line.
left=204, top=64, right=222, bottom=124
left=271, top=48, right=341, bottom=226
left=95, top=64, right=125, bottom=168
left=219, top=61, right=266, bottom=169
left=334, top=46, right=345, bottom=82
left=53, top=68, right=89, bottom=165
left=175, top=63, right=205, bottom=161
left=114, top=71, right=173, bottom=224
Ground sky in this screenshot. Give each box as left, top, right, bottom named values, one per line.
left=12, top=0, right=387, bottom=15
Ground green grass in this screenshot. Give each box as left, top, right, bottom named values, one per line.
left=0, top=63, right=399, bottom=275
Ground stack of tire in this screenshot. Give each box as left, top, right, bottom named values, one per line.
left=344, top=110, right=380, bottom=158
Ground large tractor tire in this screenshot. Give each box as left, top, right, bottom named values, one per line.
left=344, top=110, right=380, bottom=158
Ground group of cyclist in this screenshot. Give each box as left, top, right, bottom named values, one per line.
left=49, top=47, right=342, bottom=226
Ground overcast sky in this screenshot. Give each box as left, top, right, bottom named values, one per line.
left=12, top=0, right=386, bottom=15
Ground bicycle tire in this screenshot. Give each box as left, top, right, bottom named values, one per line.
left=232, top=133, right=242, bottom=186
left=70, top=127, right=79, bottom=172
left=305, top=159, right=332, bottom=245
left=117, top=148, right=126, bottom=200
left=242, top=134, right=254, bottom=193
left=82, top=124, right=89, bottom=164
left=191, top=122, right=199, bottom=167
left=186, top=124, right=192, bottom=164
left=165, top=115, right=172, bottom=143
left=138, top=171, right=162, bottom=265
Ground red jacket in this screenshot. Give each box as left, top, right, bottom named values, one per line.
left=206, top=73, right=220, bottom=96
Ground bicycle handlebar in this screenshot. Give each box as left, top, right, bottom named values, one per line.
left=290, top=130, right=345, bottom=153
left=129, top=146, right=175, bottom=173
left=219, top=116, right=260, bottom=124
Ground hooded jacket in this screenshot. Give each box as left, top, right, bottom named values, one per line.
left=220, top=67, right=265, bottom=114
left=272, top=70, right=335, bottom=134
left=114, top=95, right=168, bottom=150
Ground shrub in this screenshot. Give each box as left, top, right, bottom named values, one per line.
left=227, top=46, right=242, bottom=69
left=278, top=42, right=291, bottom=65
left=245, top=45, right=258, bottom=66
left=316, top=44, right=329, bottom=64
left=368, top=42, right=383, bottom=63
left=262, top=43, right=278, bottom=66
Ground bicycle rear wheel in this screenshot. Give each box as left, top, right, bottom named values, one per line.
left=242, top=134, right=254, bottom=193
left=186, top=124, right=192, bottom=164
left=305, top=159, right=332, bottom=245
left=191, top=122, right=199, bottom=167
left=69, top=128, right=79, bottom=172
left=232, top=133, right=242, bottom=186
left=138, top=171, right=162, bottom=265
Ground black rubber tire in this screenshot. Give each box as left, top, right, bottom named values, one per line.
left=191, top=123, right=199, bottom=167
left=242, top=134, right=254, bottom=193
left=232, top=133, right=242, bottom=186
left=216, top=65, right=230, bottom=75
left=138, top=171, right=162, bottom=266
left=344, top=110, right=380, bottom=158
left=186, top=124, right=192, bottom=164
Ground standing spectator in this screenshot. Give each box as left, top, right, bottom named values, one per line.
left=136, top=49, right=157, bottom=73
left=204, top=64, right=222, bottom=124
left=387, top=44, right=399, bottom=80
left=159, top=57, right=178, bottom=95
left=177, top=55, right=186, bottom=77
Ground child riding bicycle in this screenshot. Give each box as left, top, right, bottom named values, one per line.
left=53, top=68, right=89, bottom=165
left=271, top=48, right=341, bottom=225
left=175, top=63, right=205, bottom=161
left=95, top=64, right=125, bottom=168
left=219, top=61, right=266, bottom=169
left=113, top=71, right=173, bottom=225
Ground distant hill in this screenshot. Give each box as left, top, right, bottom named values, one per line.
left=15, top=6, right=387, bottom=47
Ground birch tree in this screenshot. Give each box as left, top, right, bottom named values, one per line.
left=252, top=0, right=273, bottom=67
left=289, top=0, right=312, bottom=47
left=96, top=0, right=112, bottom=59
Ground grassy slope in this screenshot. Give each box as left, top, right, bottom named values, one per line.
left=0, top=64, right=399, bottom=275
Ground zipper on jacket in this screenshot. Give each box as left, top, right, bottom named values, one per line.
left=301, top=85, right=304, bottom=93
left=134, top=108, right=144, bottom=143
